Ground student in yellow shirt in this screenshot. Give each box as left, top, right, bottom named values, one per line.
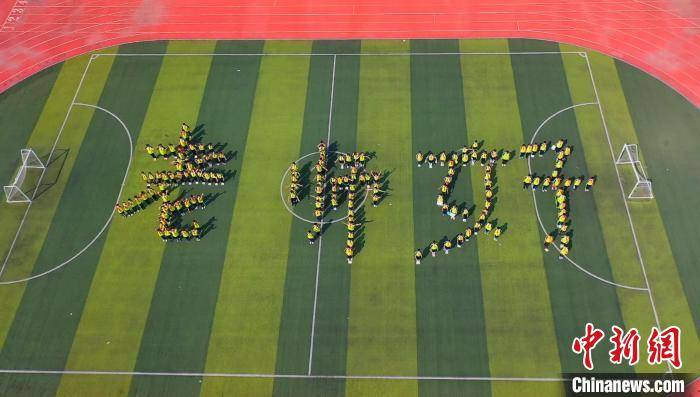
left=146, top=144, right=157, bottom=160
left=585, top=176, right=596, bottom=191
left=345, top=246, right=354, bottom=264
left=415, top=151, right=424, bottom=167
left=443, top=240, right=453, bottom=254
left=558, top=245, right=569, bottom=260
left=501, top=150, right=511, bottom=166
left=465, top=227, right=473, bottom=241
left=429, top=241, right=439, bottom=257
left=493, top=227, right=502, bottom=241
left=543, top=234, right=554, bottom=252
left=426, top=152, right=437, bottom=168
left=438, top=151, right=447, bottom=166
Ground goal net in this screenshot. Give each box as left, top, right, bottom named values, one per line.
left=3, top=149, right=45, bottom=204
left=616, top=144, right=653, bottom=199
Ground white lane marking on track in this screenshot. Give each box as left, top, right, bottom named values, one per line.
left=0, top=102, right=134, bottom=285
left=526, top=101, right=648, bottom=291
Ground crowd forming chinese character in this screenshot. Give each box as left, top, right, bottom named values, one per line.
left=115, top=122, right=229, bottom=242
left=521, top=139, right=596, bottom=259
left=414, top=137, right=598, bottom=264
left=289, top=140, right=386, bottom=263
left=414, top=140, right=510, bottom=264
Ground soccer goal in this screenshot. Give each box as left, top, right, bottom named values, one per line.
left=615, top=143, right=653, bottom=199
left=3, top=149, right=45, bottom=204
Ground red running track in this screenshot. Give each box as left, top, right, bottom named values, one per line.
left=0, top=0, right=698, bottom=107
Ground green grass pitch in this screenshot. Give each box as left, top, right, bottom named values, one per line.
left=0, top=39, right=697, bottom=397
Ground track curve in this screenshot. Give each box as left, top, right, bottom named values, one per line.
left=0, top=0, right=698, bottom=108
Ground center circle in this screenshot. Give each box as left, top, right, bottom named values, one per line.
left=279, top=150, right=369, bottom=224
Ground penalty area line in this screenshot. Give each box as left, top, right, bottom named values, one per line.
left=0, top=102, right=134, bottom=285
left=526, top=101, right=648, bottom=291
left=582, top=53, right=669, bottom=372
left=0, top=55, right=95, bottom=281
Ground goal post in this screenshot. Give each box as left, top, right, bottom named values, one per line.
left=4, top=184, right=31, bottom=203
left=3, top=148, right=45, bottom=204
left=21, top=148, right=45, bottom=169
left=616, top=143, right=653, bottom=200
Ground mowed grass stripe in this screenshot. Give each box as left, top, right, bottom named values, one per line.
left=272, top=40, right=360, bottom=397
left=460, top=39, right=563, bottom=396
left=0, top=54, right=111, bottom=352
left=508, top=39, right=627, bottom=373
left=0, top=64, right=60, bottom=185
left=273, top=47, right=334, bottom=378
left=345, top=40, right=417, bottom=397
left=0, top=63, right=60, bottom=264
left=200, top=40, right=311, bottom=397
left=128, top=41, right=263, bottom=396
left=0, top=43, right=154, bottom=397
left=51, top=41, right=170, bottom=397
left=559, top=45, right=657, bottom=372
left=598, top=55, right=699, bottom=369
left=409, top=39, right=489, bottom=397
left=125, top=41, right=218, bottom=397
left=309, top=41, right=360, bottom=380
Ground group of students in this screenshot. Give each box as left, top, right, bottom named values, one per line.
left=115, top=188, right=158, bottom=217
left=520, top=139, right=596, bottom=258
left=414, top=141, right=506, bottom=265
left=116, top=122, right=226, bottom=241
left=299, top=140, right=333, bottom=221
left=522, top=173, right=595, bottom=192
left=415, top=141, right=512, bottom=170
left=288, top=161, right=303, bottom=206
left=521, top=139, right=595, bottom=192
left=140, top=168, right=225, bottom=188
left=327, top=169, right=383, bottom=210
left=542, top=188, right=573, bottom=259
left=299, top=141, right=385, bottom=264
left=156, top=195, right=205, bottom=241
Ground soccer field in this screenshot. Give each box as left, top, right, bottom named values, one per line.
left=0, top=38, right=697, bottom=397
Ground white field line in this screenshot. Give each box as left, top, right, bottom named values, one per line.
left=0, top=50, right=662, bottom=380
left=0, top=102, right=134, bottom=285
left=0, top=368, right=568, bottom=382
left=96, top=51, right=586, bottom=57
left=308, top=54, right=337, bottom=376
left=582, top=53, right=669, bottom=372
left=0, top=55, right=94, bottom=281
left=526, top=102, right=648, bottom=291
